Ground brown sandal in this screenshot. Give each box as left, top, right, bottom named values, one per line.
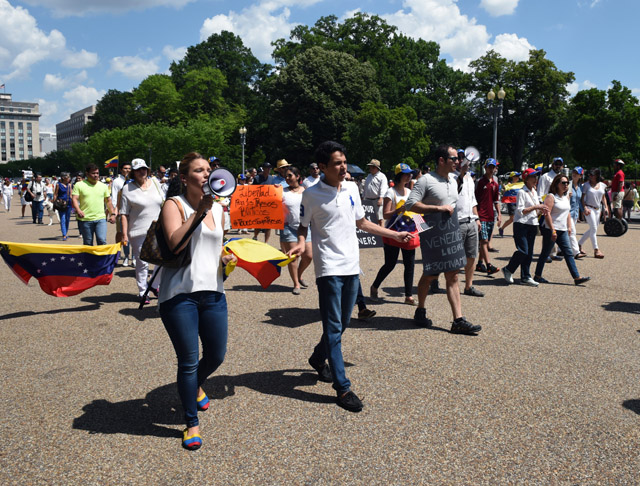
left=594, top=250, right=605, bottom=259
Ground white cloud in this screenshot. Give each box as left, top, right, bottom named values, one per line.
left=43, top=73, right=66, bottom=91
left=568, top=80, right=600, bottom=96
left=0, top=0, right=98, bottom=80
left=200, top=0, right=322, bottom=61
left=480, top=0, right=519, bottom=16
left=583, top=80, right=597, bottom=89
left=18, top=0, right=196, bottom=17
left=491, top=33, right=533, bottom=62
left=43, top=70, right=88, bottom=91
left=62, top=85, right=104, bottom=108
left=36, top=98, right=60, bottom=133
left=382, top=0, right=534, bottom=71
left=61, top=49, right=98, bottom=69
left=110, top=56, right=160, bottom=80
left=162, top=45, right=187, bottom=62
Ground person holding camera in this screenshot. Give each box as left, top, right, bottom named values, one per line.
left=27, top=173, right=45, bottom=224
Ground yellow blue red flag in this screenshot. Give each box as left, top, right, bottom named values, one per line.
left=0, top=241, right=121, bottom=297
left=223, top=238, right=295, bottom=289
left=104, top=156, right=119, bottom=169
left=534, top=163, right=543, bottom=170
left=501, top=181, right=524, bottom=204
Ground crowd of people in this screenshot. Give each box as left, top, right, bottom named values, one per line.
left=0, top=145, right=634, bottom=451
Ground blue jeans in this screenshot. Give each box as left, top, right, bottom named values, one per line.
left=535, top=227, right=579, bottom=279
left=159, top=291, right=228, bottom=428
left=59, top=207, right=72, bottom=237
left=505, top=222, right=538, bottom=280
left=77, top=219, right=107, bottom=246
left=31, top=200, right=43, bottom=223
left=311, top=275, right=359, bottom=394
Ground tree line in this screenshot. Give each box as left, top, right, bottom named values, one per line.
left=3, top=13, right=639, bottom=179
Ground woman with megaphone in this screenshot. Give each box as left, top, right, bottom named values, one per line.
left=157, top=152, right=237, bottom=451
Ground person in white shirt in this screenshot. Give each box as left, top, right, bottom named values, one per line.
left=502, top=168, right=548, bottom=286
left=454, top=151, right=483, bottom=297
left=302, top=162, right=321, bottom=188
left=112, top=161, right=132, bottom=266
left=363, top=159, right=388, bottom=226
left=287, top=141, right=412, bottom=413
left=120, top=158, right=165, bottom=301
left=27, top=173, right=46, bottom=224
left=537, top=157, right=564, bottom=200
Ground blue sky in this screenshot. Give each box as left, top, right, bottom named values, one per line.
left=1, top=0, right=638, bottom=133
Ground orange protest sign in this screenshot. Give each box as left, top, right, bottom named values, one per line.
left=230, top=185, right=285, bottom=229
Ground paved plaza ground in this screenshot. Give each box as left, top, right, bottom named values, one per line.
left=0, top=201, right=638, bottom=485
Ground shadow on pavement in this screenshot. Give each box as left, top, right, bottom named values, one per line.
left=73, top=369, right=334, bottom=438
left=0, top=303, right=100, bottom=321
left=622, top=399, right=640, bottom=415
left=351, top=316, right=450, bottom=332
left=601, top=301, right=640, bottom=314
left=82, top=292, right=140, bottom=305
left=263, top=307, right=321, bottom=327
left=228, top=283, right=292, bottom=293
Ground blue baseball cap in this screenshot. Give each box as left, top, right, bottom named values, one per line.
left=485, top=158, right=497, bottom=167
left=395, top=163, right=413, bottom=175
left=573, top=166, right=584, bottom=175
left=553, top=157, right=564, bottom=164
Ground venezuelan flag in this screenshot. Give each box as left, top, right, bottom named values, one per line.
left=0, top=241, right=120, bottom=297
left=534, top=163, right=544, bottom=170
left=104, top=156, right=119, bottom=169
left=501, top=181, right=524, bottom=204
left=223, top=238, right=295, bottom=289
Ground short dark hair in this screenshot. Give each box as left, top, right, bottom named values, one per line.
left=588, top=167, right=602, bottom=182
left=315, top=141, right=346, bottom=166
left=119, top=161, right=131, bottom=171
left=85, top=163, right=99, bottom=173
left=434, top=144, right=454, bottom=165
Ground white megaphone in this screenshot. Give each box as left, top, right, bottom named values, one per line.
left=463, top=146, right=480, bottom=167
left=204, top=168, right=237, bottom=198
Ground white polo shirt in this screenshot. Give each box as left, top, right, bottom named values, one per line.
left=300, top=180, right=365, bottom=278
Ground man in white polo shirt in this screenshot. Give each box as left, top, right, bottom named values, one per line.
left=288, top=141, right=412, bottom=413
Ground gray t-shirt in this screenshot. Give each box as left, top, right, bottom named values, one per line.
left=405, top=172, right=458, bottom=211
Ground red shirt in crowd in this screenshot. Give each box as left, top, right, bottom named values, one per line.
left=612, top=169, right=625, bottom=193
left=475, top=175, right=500, bottom=222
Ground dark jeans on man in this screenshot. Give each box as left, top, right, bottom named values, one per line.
left=535, top=227, right=579, bottom=279
left=505, top=222, right=538, bottom=280
left=31, top=200, right=43, bottom=223
left=310, top=275, right=359, bottom=394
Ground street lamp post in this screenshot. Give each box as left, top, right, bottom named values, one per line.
left=239, top=126, right=247, bottom=176
left=487, top=87, right=506, bottom=161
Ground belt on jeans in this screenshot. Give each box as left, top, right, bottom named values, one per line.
left=458, top=217, right=476, bottom=224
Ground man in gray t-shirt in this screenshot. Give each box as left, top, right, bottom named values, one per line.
left=405, top=144, right=481, bottom=335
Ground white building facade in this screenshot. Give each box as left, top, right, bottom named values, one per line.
left=0, top=93, right=41, bottom=164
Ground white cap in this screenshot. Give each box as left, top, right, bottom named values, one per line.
left=131, top=158, right=149, bottom=171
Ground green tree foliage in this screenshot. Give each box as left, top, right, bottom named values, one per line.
left=345, top=101, right=430, bottom=170
left=85, top=90, right=141, bottom=136
left=170, top=31, right=270, bottom=105
left=470, top=49, right=575, bottom=169
left=569, top=81, right=640, bottom=168
left=268, top=46, right=380, bottom=163
left=180, top=66, right=229, bottom=116
left=133, top=74, right=182, bottom=125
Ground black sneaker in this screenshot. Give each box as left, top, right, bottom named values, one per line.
left=475, top=262, right=487, bottom=273
left=414, top=307, right=433, bottom=328
left=357, top=308, right=376, bottom=320
left=429, top=280, right=445, bottom=294
left=308, top=357, right=332, bottom=383
left=534, top=275, right=549, bottom=284
left=486, top=264, right=500, bottom=275
left=337, top=390, right=363, bottom=412
left=450, top=317, right=482, bottom=335
left=463, top=286, right=485, bottom=297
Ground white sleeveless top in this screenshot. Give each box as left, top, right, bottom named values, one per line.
left=550, top=194, right=570, bottom=231
left=158, top=196, right=224, bottom=303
